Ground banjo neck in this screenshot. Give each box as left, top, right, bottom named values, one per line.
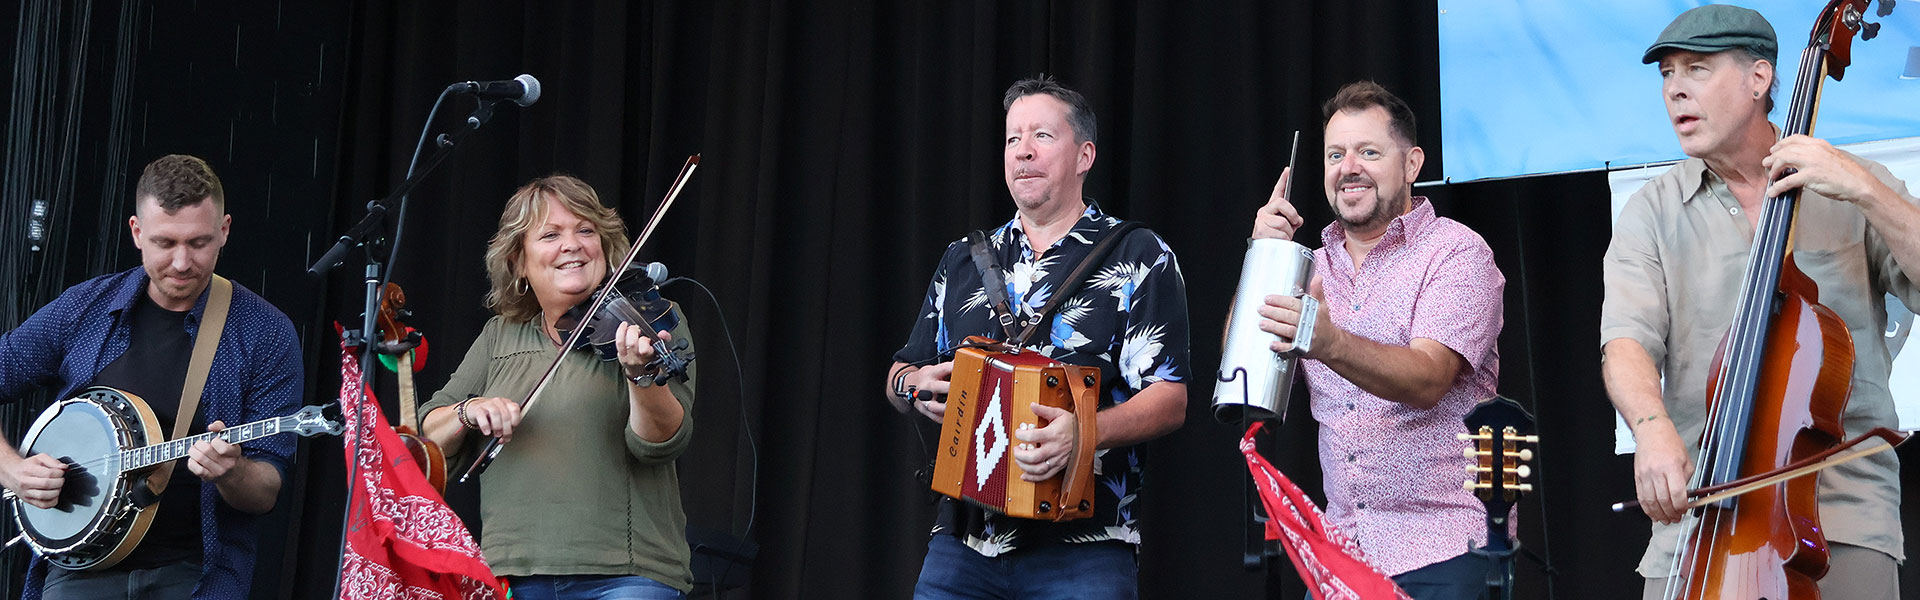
left=118, top=414, right=303, bottom=473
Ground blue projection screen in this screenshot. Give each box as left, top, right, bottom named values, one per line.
left=1437, top=1, right=1920, bottom=183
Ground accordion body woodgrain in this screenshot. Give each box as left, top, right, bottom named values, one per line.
left=933, top=337, right=1099, bottom=521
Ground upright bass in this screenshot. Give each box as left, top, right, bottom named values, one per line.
left=1658, top=2, right=1896, bottom=598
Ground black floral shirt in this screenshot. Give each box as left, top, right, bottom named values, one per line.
left=894, top=202, right=1192, bottom=555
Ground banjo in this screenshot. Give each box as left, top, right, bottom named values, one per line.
left=6, top=386, right=341, bottom=570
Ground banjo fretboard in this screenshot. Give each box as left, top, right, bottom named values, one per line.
left=118, top=415, right=301, bottom=472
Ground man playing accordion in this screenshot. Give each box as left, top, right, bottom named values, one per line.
left=885, top=75, right=1192, bottom=600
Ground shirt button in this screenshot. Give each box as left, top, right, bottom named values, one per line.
left=1356, top=502, right=1367, bottom=510
left=1352, top=303, right=1361, bottom=311
left=1346, top=403, right=1355, bottom=411
left=1728, top=206, right=1739, bottom=215
left=1346, top=453, right=1356, bottom=463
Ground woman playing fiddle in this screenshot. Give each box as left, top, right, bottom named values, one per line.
left=419, top=174, right=697, bottom=600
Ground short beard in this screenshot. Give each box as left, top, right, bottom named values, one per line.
left=1337, top=190, right=1405, bottom=232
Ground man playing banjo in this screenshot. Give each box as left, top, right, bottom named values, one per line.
left=0, top=155, right=304, bottom=599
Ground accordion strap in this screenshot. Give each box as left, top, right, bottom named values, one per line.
left=1011, top=221, right=1141, bottom=348
left=966, top=230, right=1021, bottom=340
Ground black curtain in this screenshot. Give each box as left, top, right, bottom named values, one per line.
left=0, top=2, right=348, bottom=598
left=7, top=1, right=1918, bottom=598
left=312, top=2, right=1620, bottom=598
left=312, top=1, right=1920, bottom=598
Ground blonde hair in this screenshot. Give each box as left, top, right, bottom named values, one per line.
left=483, top=175, right=632, bottom=322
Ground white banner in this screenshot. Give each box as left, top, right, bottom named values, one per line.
left=1440, top=0, right=1920, bottom=183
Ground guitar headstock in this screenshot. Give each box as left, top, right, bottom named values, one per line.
left=291, top=404, right=345, bottom=437
left=1459, top=395, right=1539, bottom=513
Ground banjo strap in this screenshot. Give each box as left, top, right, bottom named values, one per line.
left=143, top=275, right=233, bottom=497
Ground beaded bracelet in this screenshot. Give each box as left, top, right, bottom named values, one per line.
left=456, top=398, right=479, bottom=430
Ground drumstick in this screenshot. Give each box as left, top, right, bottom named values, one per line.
left=1283, top=130, right=1300, bottom=207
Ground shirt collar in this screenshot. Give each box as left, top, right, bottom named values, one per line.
left=1678, top=123, right=1780, bottom=204
left=999, top=198, right=1113, bottom=254
left=1675, top=157, right=1714, bottom=204
left=1319, top=195, right=1436, bottom=250
left=109, top=268, right=211, bottom=325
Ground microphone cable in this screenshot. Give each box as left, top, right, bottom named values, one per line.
left=661, top=275, right=758, bottom=597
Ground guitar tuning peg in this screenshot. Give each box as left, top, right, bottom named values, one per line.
left=1514, top=465, right=1532, bottom=479
left=1862, top=21, right=1881, bottom=40
left=1463, top=447, right=1479, bottom=459
left=1463, top=479, right=1480, bottom=491
left=1876, top=0, right=1894, bottom=19
left=1516, top=449, right=1534, bottom=461
left=1513, top=483, right=1534, bottom=493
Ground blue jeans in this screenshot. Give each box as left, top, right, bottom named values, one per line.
left=914, top=534, right=1138, bottom=599
left=506, top=575, right=685, bottom=600
left=1390, top=551, right=1490, bottom=600
left=1298, top=551, right=1489, bottom=600
left=43, top=561, right=200, bottom=600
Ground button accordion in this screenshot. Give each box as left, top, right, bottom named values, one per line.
left=931, top=337, right=1099, bottom=521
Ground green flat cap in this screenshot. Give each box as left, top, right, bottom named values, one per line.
left=1642, top=4, right=1778, bottom=64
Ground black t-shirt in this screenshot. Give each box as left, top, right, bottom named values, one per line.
left=89, top=291, right=204, bottom=569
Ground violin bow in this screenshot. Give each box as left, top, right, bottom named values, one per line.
left=458, top=154, right=699, bottom=483
left=1612, top=427, right=1908, bottom=513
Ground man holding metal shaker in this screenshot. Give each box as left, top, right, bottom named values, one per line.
left=1242, top=81, right=1506, bottom=600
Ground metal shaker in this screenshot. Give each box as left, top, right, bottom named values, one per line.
left=1213, top=237, right=1316, bottom=422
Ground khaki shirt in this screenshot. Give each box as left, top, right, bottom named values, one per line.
left=423, top=311, right=697, bottom=591
left=1601, top=155, right=1920, bottom=577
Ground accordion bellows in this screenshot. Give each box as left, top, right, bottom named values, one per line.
left=933, top=337, right=1099, bottom=521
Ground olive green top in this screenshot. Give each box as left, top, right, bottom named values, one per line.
left=423, top=310, right=696, bottom=591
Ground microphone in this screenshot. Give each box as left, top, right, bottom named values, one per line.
left=452, top=74, right=541, bottom=107
left=644, top=262, right=669, bottom=286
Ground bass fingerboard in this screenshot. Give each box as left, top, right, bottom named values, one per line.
left=118, top=415, right=297, bottom=472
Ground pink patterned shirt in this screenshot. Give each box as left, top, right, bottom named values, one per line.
left=1304, top=197, right=1505, bottom=576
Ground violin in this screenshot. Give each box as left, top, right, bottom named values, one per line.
left=553, top=261, right=692, bottom=384
left=460, top=154, right=701, bottom=483
left=375, top=282, right=449, bottom=493
left=1658, top=2, right=1893, bottom=598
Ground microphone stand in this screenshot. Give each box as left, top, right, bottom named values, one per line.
left=311, top=96, right=504, bottom=600
left=1472, top=513, right=1518, bottom=600
left=1224, top=371, right=1284, bottom=572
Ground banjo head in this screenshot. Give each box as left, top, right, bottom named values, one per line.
left=12, top=388, right=152, bottom=569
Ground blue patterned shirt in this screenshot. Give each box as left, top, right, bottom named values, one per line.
left=0, top=267, right=303, bottom=599
left=894, top=202, right=1192, bottom=555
